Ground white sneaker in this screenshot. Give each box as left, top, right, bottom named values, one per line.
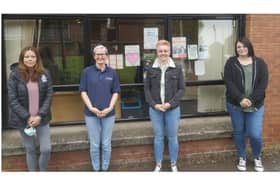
left=237, top=157, right=246, bottom=171
left=254, top=158, right=264, bottom=172
left=154, top=163, right=161, bottom=172
left=171, top=164, right=178, bottom=172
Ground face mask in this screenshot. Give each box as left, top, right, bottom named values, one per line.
left=24, top=127, right=36, bottom=136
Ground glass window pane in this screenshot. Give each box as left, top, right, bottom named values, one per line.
left=4, top=19, right=36, bottom=77
left=89, top=18, right=165, bottom=84
left=171, top=19, right=238, bottom=81
left=39, top=19, right=84, bottom=85
left=181, top=85, right=226, bottom=114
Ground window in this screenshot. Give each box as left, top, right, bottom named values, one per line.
left=89, top=17, right=166, bottom=119
left=2, top=15, right=243, bottom=127
left=170, top=18, right=238, bottom=114
left=39, top=19, right=84, bottom=85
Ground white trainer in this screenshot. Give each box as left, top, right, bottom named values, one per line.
left=154, top=163, right=162, bottom=172
left=237, top=157, right=246, bottom=171
left=171, top=164, right=178, bottom=172
left=254, top=158, right=264, bottom=172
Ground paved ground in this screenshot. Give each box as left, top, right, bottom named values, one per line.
left=110, top=149, right=280, bottom=172
left=164, top=151, right=280, bottom=172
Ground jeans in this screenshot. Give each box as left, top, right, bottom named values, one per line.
left=85, top=115, right=115, bottom=171
left=149, top=107, right=180, bottom=164
left=226, top=102, right=264, bottom=160
left=19, top=124, right=51, bottom=171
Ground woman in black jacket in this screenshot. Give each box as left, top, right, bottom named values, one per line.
left=8, top=46, right=53, bottom=171
left=224, top=37, right=268, bottom=172
left=144, top=40, right=185, bottom=172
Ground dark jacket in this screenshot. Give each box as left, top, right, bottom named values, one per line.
left=8, top=64, right=53, bottom=129
left=224, top=56, right=268, bottom=109
left=144, top=61, right=185, bottom=109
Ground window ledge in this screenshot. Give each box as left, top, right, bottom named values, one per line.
left=2, top=116, right=232, bottom=156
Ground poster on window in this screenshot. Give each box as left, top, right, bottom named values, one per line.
left=125, top=45, right=140, bottom=67
left=198, top=44, right=209, bottom=59
left=172, top=37, right=187, bottom=59
left=188, top=44, right=198, bottom=60
left=195, top=60, right=206, bottom=76
left=144, top=28, right=158, bottom=49
left=108, top=55, right=117, bottom=69
left=116, top=54, right=124, bottom=69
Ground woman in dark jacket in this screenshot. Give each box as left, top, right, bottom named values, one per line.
left=8, top=46, right=53, bottom=171
left=144, top=40, right=185, bottom=172
left=224, top=37, right=268, bottom=172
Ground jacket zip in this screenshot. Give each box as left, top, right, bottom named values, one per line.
left=234, top=63, right=245, bottom=90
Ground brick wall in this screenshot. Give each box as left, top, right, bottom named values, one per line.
left=246, top=14, right=280, bottom=146
left=2, top=139, right=236, bottom=171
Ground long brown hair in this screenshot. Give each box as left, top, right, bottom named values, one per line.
left=18, top=46, right=45, bottom=82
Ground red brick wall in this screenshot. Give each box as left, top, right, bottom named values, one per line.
left=2, top=139, right=235, bottom=171
left=246, top=14, right=280, bottom=146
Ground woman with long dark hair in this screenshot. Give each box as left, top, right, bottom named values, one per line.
left=8, top=46, right=53, bottom=171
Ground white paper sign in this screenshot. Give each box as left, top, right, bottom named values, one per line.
left=144, top=28, right=158, bottom=49
left=195, top=60, right=206, bottom=76
left=109, top=55, right=117, bottom=69
left=188, top=44, right=198, bottom=60
left=198, top=44, right=209, bottom=59
left=116, top=54, right=124, bottom=69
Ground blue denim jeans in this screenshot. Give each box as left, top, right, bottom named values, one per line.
left=149, top=106, right=180, bottom=164
left=226, top=102, right=264, bottom=160
left=85, top=115, right=115, bottom=171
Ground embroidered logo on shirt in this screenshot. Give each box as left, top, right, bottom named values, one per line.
left=105, top=77, right=113, bottom=80
left=41, top=74, right=47, bottom=82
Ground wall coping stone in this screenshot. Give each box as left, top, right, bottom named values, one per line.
left=2, top=116, right=232, bottom=156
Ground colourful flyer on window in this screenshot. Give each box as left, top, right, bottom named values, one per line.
left=125, top=45, right=140, bottom=67
left=172, top=37, right=187, bottom=59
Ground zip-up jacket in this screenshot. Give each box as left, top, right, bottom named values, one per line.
left=224, top=56, right=268, bottom=109
left=8, top=64, right=53, bottom=129
left=144, top=61, right=185, bottom=109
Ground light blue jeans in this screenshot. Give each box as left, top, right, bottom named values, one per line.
left=85, top=115, right=115, bottom=171
left=149, top=106, right=180, bottom=165
left=226, top=102, right=264, bottom=160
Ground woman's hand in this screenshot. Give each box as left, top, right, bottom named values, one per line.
left=90, top=107, right=103, bottom=117
left=100, top=107, right=113, bottom=117
left=154, top=104, right=166, bottom=112
left=28, top=116, right=41, bottom=127
left=162, top=102, right=171, bottom=110
left=240, top=98, right=252, bottom=108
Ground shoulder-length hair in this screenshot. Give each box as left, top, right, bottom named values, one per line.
left=18, top=46, right=45, bottom=82
left=235, top=37, right=255, bottom=57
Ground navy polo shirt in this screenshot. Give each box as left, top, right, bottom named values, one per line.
left=79, top=64, right=120, bottom=117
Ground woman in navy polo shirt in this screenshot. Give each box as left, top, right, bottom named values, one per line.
left=80, top=45, right=120, bottom=171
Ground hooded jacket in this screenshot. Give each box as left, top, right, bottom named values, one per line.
left=8, top=63, right=53, bottom=129
left=224, top=56, right=268, bottom=109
